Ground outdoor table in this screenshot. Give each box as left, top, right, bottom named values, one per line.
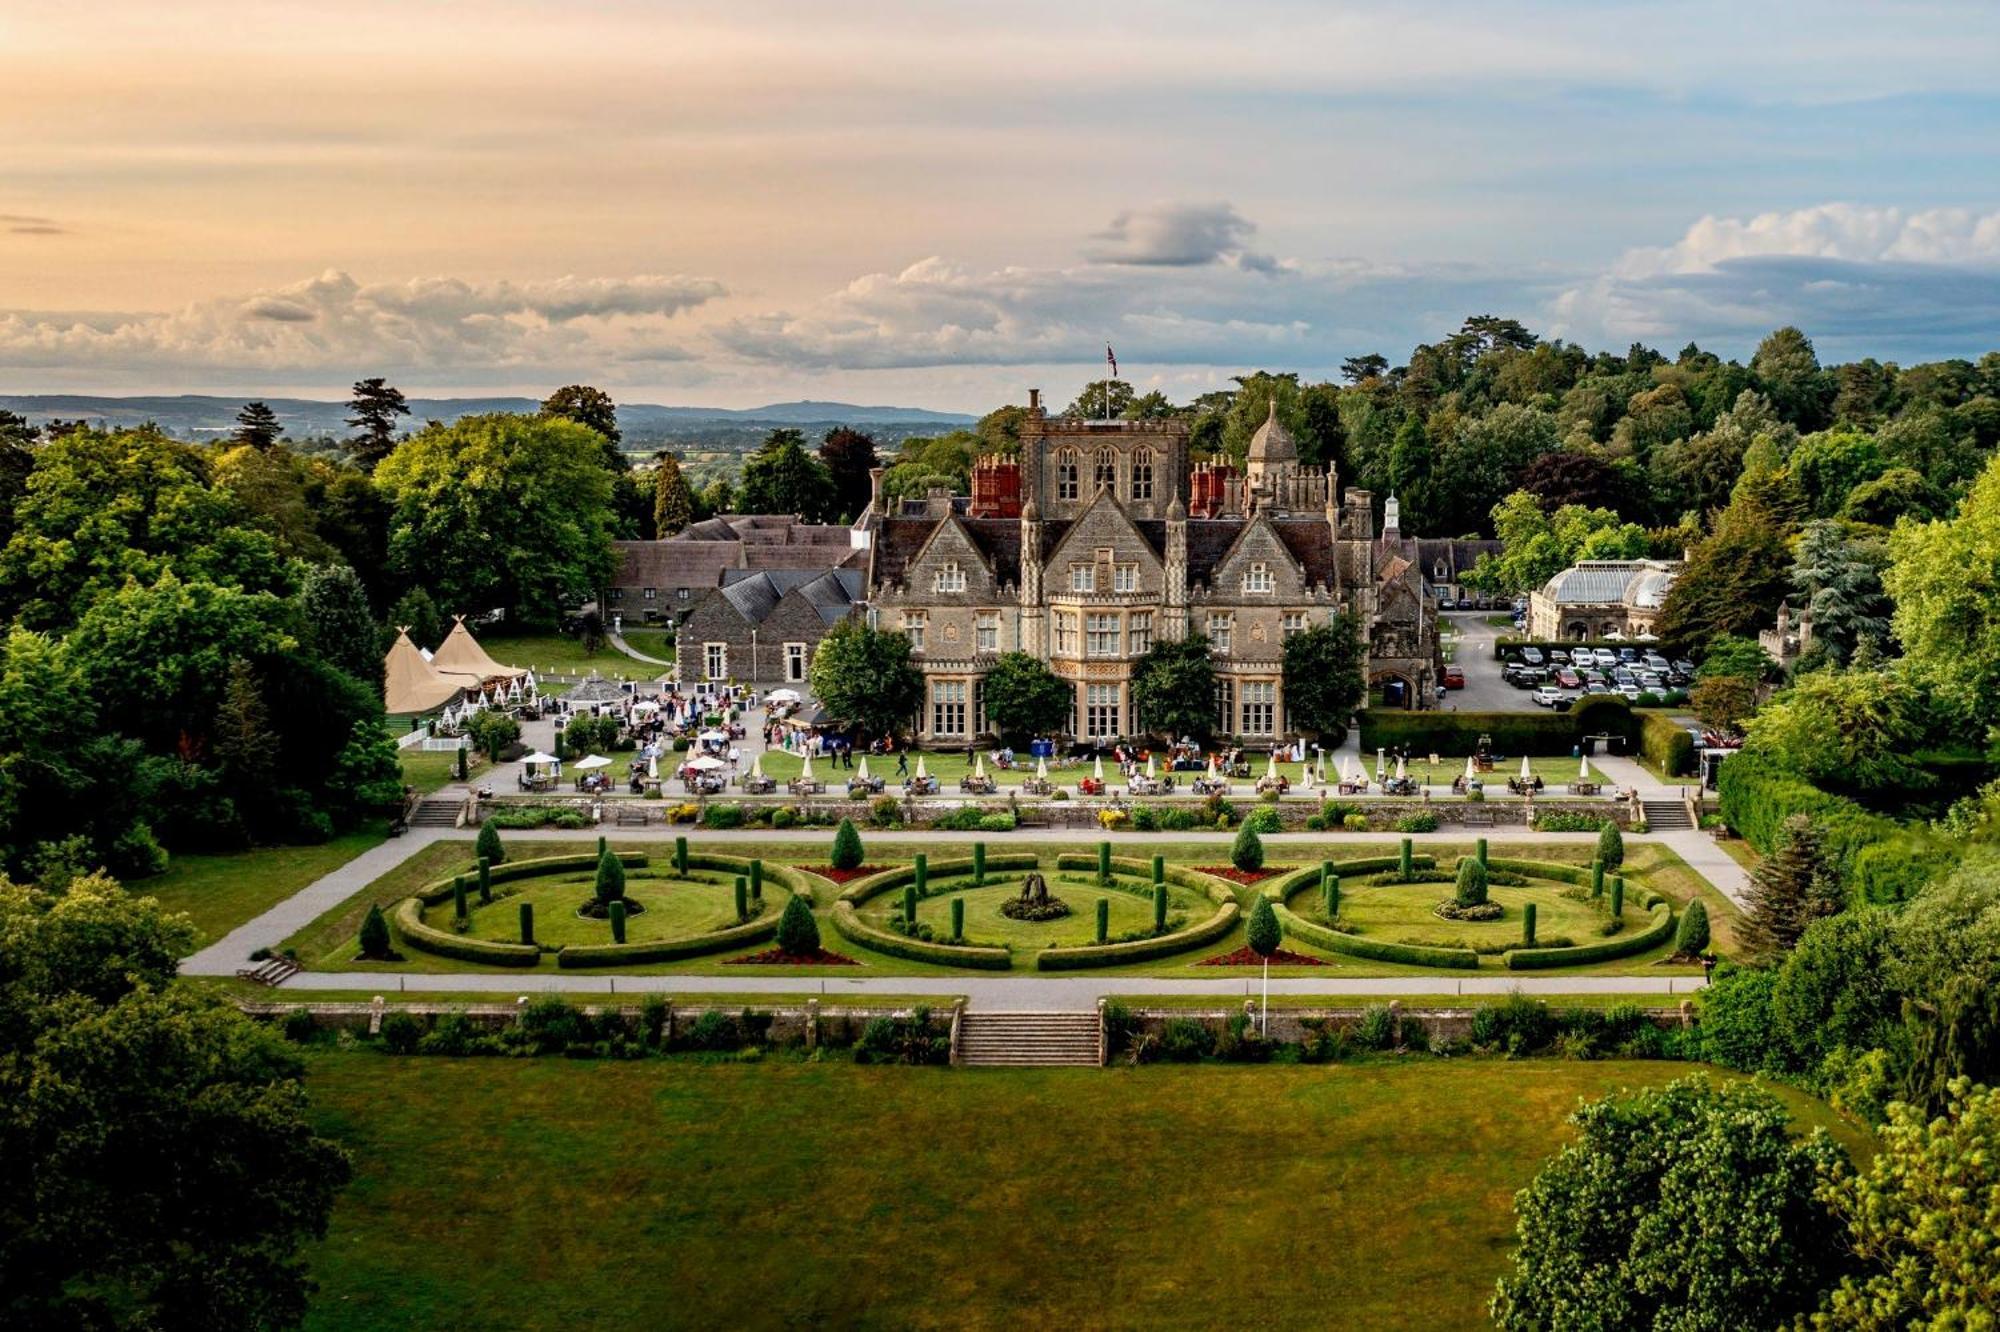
left=904, top=777, right=939, bottom=796
left=1078, top=777, right=1104, bottom=796
left=1255, top=776, right=1290, bottom=795
left=959, top=776, right=997, bottom=794
left=1021, top=778, right=1053, bottom=796
left=1192, top=777, right=1230, bottom=797
left=1569, top=781, right=1601, bottom=796
left=788, top=778, right=825, bottom=796
left=742, top=776, right=776, bottom=795
left=847, top=777, right=884, bottom=795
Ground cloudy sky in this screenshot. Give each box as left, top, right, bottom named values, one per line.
left=5, top=0, right=2000, bottom=410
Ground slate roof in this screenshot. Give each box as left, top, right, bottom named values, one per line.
left=1413, top=538, right=1502, bottom=581
left=715, top=568, right=865, bottom=627
left=613, top=540, right=741, bottom=589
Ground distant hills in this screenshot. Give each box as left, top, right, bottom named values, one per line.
left=0, top=394, right=976, bottom=440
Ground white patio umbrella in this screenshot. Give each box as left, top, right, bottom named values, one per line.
left=1092, top=755, right=1104, bottom=781
left=1579, top=754, right=1590, bottom=782
left=1520, top=755, right=1533, bottom=781
left=1265, top=751, right=1277, bottom=779
left=1146, top=754, right=1157, bottom=778
left=1375, top=748, right=1386, bottom=780
left=751, top=753, right=764, bottom=778
left=699, top=728, right=729, bottom=743
left=521, top=750, right=558, bottom=767
left=975, top=753, right=987, bottom=779
left=574, top=754, right=613, bottom=771
left=1395, top=754, right=1407, bottom=780
left=686, top=755, right=727, bottom=771
left=1465, top=755, right=1478, bottom=784
left=856, top=755, right=871, bottom=782
left=1299, top=763, right=1315, bottom=792
left=648, top=754, right=659, bottom=780
left=915, top=755, right=928, bottom=780
left=1035, top=756, right=1048, bottom=780
left=767, top=688, right=801, bottom=704
left=800, top=752, right=815, bottom=782
left=1209, top=753, right=1221, bottom=774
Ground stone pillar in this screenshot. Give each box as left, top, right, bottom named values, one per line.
left=806, top=998, right=820, bottom=1051
left=369, top=995, right=386, bottom=1036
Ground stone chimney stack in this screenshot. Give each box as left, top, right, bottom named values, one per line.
left=868, top=467, right=886, bottom=515
left=1028, top=388, right=1042, bottom=413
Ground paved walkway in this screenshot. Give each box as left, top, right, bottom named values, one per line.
left=1588, top=754, right=1748, bottom=908
left=606, top=629, right=673, bottom=668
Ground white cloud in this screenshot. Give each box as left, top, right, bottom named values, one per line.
left=1085, top=202, right=1276, bottom=271
left=0, top=269, right=725, bottom=381
left=1551, top=204, right=2000, bottom=357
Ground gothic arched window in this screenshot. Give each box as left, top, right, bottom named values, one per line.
left=1056, top=449, right=1079, bottom=501
left=1094, top=446, right=1117, bottom=494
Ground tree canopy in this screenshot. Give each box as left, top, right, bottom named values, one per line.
left=807, top=620, right=924, bottom=740
left=1131, top=633, right=1217, bottom=741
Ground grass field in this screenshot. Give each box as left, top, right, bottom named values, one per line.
left=298, top=1055, right=1866, bottom=1331
left=1320, top=878, right=1612, bottom=951
left=457, top=868, right=752, bottom=946
left=477, top=632, right=660, bottom=682
left=616, top=627, right=677, bottom=661
left=284, top=836, right=1727, bottom=977
left=133, top=826, right=387, bottom=953
left=864, top=872, right=1206, bottom=952
left=398, top=747, right=487, bottom=794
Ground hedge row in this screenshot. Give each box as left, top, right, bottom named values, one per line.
left=391, top=897, right=540, bottom=966
left=1639, top=713, right=1696, bottom=778
left=1357, top=697, right=1635, bottom=756
left=557, top=914, right=779, bottom=968
left=1504, top=902, right=1674, bottom=970
left=1271, top=903, right=1479, bottom=969
left=838, top=854, right=1040, bottom=905
left=417, top=851, right=648, bottom=905
left=1033, top=902, right=1241, bottom=971
left=828, top=902, right=1012, bottom=969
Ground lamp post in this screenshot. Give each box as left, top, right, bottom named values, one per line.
left=751, top=628, right=758, bottom=686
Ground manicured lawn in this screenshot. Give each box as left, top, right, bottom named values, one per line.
left=298, top=1055, right=1865, bottom=1331
left=398, top=747, right=486, bottom=795
left=861, top=871, right=1206, bottom=952
left=617, top=627, right=677, bottom=661
left=1316, top=878, right=1614, bottom=952
left=134, top=826, right=387, bottom=953
left=283, top=835, right=1721, bottom=977
left=457, top=868, right=755, bottom=947
left=477, top=632, right=660, bottom=682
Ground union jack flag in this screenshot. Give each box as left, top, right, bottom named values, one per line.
left=1106, top=344, right=1118, bottom=378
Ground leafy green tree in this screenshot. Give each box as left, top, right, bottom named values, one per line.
left=879, top=433, right=975, bottom=501
left=980, top=652, right=1071, bottom=742
left=390, top=586, right=443, bottom=649
left=1745, top=670, right=1920, bottom=794
left=1842, top=467, right=1941, bottom=528
left=1245, top=894, right=1280, bottom=955
left=475, top=821, right=505, bottom=865
left=807, top=620, right=924, bottom=741
left=298, top=563, right=380, bottom=686
left=739, top=429, right=836, bottom=520
left=1491, top=1076, right=1847, bottom=1331
left=374, top=413, right=616, bottom=629
left=1789, top=430, right=1887, bottom=518
left=1454, top=857, right=1489, bottom=907
left=1769, top=908, right=1901, bottom=1080
left=594, top=846, right=626, bottom=906
left=1739, top=814, right=1844, bottom=958
left=0, top=874, right=350, bottom=1329
left=819, top=427, right=879, bottom=521
left=540, top=384, right=622, bottom=452
left=212, top=659, right=278, bottom=820
left=1130, top=633, right=1217, bottom=742
left=1789, top=521, right=1890, bottom=665
left=1817, top=1078, right=2000, bottom=1329
left=1886, top=451, right=2000, bottom=731
left=233, top=400, right=282, bottom=450
left=212, top=443, right=339, bottom=563
left=1751, top=326, right=1833, bottom=429
left=1281, top=614, right=1364, bottom=743
left=776, top=894, right=821, bottom=957
left=1698, top=633, right=1775, bottom=681
left=357, top=902, right=393, bottom=958
left=1888, top=857, right=2000, bottom=1112
left=1690, top=674, right=1759, bottom=735
left=1386, top=415, right=1438, bottom=533
left=1341, top=353, right=1389, bottom=384
left=1067, top=378, right=1137, bottom=421
left=829, top=818, right=864, bottom=871
left=1437, top=403, right=1559, bottom=527
left=651, top=452, right=694, bottom=535
left=465, top=710, right=521, bottom=761
left=1674, top=898, right=1709, bottom=956
left=1596, top=821, right=1624, bottom=870
left=345, top=377, right=410, bottom=469
left=1658, top=502, right=1796, bottom=649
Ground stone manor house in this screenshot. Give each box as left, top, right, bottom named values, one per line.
left=860, top=391, right=1450, bottom=746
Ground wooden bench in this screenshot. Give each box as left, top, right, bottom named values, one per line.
left=615, top=806, right=649, bottom=827
left=1460, top=808, right=1497, bottom=827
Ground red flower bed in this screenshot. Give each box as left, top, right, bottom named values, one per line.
left=1195, top=946, right=1326, bottom=967
left=724, top=946, right=860, bottom=966
left=1195, top=865, right=1292, bottom=886
left=802, top=865, right=892, bottom=884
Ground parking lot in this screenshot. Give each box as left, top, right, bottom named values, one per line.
left=1439, top=611, right=1690, bottom=714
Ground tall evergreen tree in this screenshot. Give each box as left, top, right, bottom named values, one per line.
left=819, top=426, right=880, bottom=522
left=345, top=378, right=409, bottom=469
left=1739, top=814, right=1843, bottom=958
left=651, top=452, right=694, bottom=535
left=232, top=401, right=282, bottom=451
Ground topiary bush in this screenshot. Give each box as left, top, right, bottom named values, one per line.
left=476, top=821, right=505, bottom=865
left=1675, top=897, right=1709, bottom=956
left=830, top=818, right=864, bottom=870
left=1153, top=883, right=1167, bottom=932
left=358, top=903, right=392, bottom=959
left=519, top=901, right=535, bottom=945
left=1232, top=824, right=1265, bottom=873
left=1523, top=902, right=1537, bottom=945
left=749, top=859, right=763, bottom=901
left=451, top=874, right=468, bottom=921
left=1399, top=837, right=1414, bottom=879
left=1609, top=877, right=1625, bottom=919
left=1246, top=895, right=1281, bottom=957
left=609, top=900, right=628, bottom=943
left=1095, top=898, right=1109, bottom=944
left=951, top=896, right=966, bottom=941
left=594, top=846, right=626, bottom=907
left=1454, top=857, right=1489, bottom=908
left=1591, top=859, right=1606, bottom=898
left=734, top=876, right=749, bottom=921
left=1597, top=821, right=1625, bottom=870
left=674, top=835, right=688, bottom=874
left=972, top=841, right=986, bottom=886
left=776, top=894, right=820, bottom=955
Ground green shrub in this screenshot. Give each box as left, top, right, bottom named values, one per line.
left=1152, top=854, right=1165, bottom=885
left=1675, top=898, right=1709, bottom=955
left=777, top=894, right=820, bottom=955
left=1592, top=859, right=1605, bottom=897
left=1098, top=841, right=1112, bottom=882
left=379, top=1011, right=423, bottom=1054
left=1343, top=813, right=1369, bottom=831
left=1160, top=1017, right=1213, bottom=1062
left=1597, top=821, right=1625, bottom=869
left=1454, top=858, right=1489, bottom=908
left=1399, top=837, right=1414, bottom=878
left=972, top=842, right=986, bottom=885
left=358, top=903, right=392, bottom=958
left=1640, top=712, right=1696, bottom=777
left=1233, top=824, right=1265, bottom=873
left=1095, top=898, right=1109, bottom=944
left=609, top=900, right=628, bottom=943
left=1358, top=700, right=1634, bottom=756
left=594, top=847, right=626, bottom=906
left=701, top=803, right=744, bottom=829
left=770, top=806, right=797, bottom=830
left=476, top=821, right=505, bottom=865
left=1476, top=837, right=1488, bottom=867
left=1153, top=883, right=1167, bottom=931
left=674, top=835, right=688, bottom=874
left=1355, top=1004, right=1396, bottom=1050
left=1535, top=811, right=1604, bottom=832
left=1523, top=902, right=1537, bottom=945
left=519, top=902, right=534, bottom=946
left=734, top=876, right=749, bottom=921
left=1397, top=813, right=1439, bottom=834
left=1242, top=806, right=1283, bottom=834
left=869, top=795, right=903, bottom=827
left=902, top=884, right=918, bottom=925
left=476, top=856, right=493, bottom=905
left=951, top=896, right=965, bottom=941
left=1247, top=896, right=1281, bottom=956
left=451, top=874, right=468, bottom=921
left=978, top=813, right=1016, bottom=832
left=1610, top=877, right=1625, bottom=919
left=1323, top=872, right=1340, bottom=921
left=914, top=854, right=927, bottom=894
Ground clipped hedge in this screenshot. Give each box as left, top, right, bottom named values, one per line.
left=1271, top=904, right=1478, bottom=969
left=417, top=851, right=648, bottom=905
left=1052, top=855, right=1235, bottom=906
left=1034, top=902, right=1241, bottom=971
left=1504, top=901, right=1674, bottom=970
left=1639, top=713, right=1696, bottom=778
left=390, top=897, right=540, bottom=967
left=1716, top=747, right=1898, bottom=887
left=829, top=902, right=1012, bottom=969
left=1358, top=696, right=1634, bottom=756
left=839, top=854, right=1040, bottom=905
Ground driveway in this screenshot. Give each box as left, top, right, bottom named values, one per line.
left=1441, top=611, right=1536, bottom=713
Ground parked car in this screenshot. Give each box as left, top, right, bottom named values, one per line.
left=1673, top=658, right=1696, bottom=676
left=1640, top=671, right=1665, bottom=691
left=1642, top=652, right=1670, bottom=672
left=1532, top=686, right=1564, bottom=707
left=1547, top=647, right=1569, bottom=663
left=1618, top=684, right=1643, bottom=702
left=1520, top=646, right=1545, bottom=665
left=1555, top=667, right=1583, bottom=688
left=1438, top=597, right=1457, bottom=610
left=1583, top=670, right=1609, bottom=690
left=1442, top=667, right=1466, bottom=690
left=1618, top=646, right=1640, bottom=662
left=1588, top=647, right=1614, bottom=668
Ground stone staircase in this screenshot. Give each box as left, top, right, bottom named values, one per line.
left=1641, top=799, right=1693, bottom=831
left=410, top=798, right=463, bottom=829
left=957, top=1011, right=1101, bottom=1067
left=235, top=955, right=300, bottom=987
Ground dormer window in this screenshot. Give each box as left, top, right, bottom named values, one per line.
left=1070, top=565, right=1096, bottom=594
left=1057, top=449, right=1079, bottom=501
left=1244, top=562, right=1274, bottom=594
left=934, top=560, right=966, bottom=593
